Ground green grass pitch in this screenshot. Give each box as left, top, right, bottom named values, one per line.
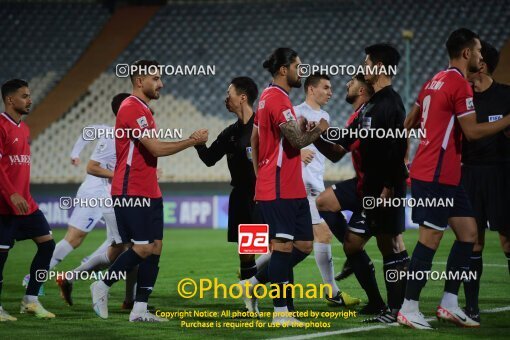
left=1, top=228, right=509, bottom=339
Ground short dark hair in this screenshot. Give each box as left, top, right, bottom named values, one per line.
left=445, top=28, right=480, bottom=59
left=129, top=59, right=160, bottom=83
left=230, top=77, right=259, bottom=106
left=262, top=48, right=299, bottom=76
left=304, top=73, right=330, bottom=94
left=354, top=73, right=374, bottom=97
left=2, top=79, right=29, bottom=100
left=481, top=40, right=499, bottom=74
left=111, top=93, right=130, bottom=115
left=365, top=43, right=401, bottom=70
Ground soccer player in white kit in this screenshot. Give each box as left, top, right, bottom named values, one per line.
left=295, top=73, right=360, bottom=307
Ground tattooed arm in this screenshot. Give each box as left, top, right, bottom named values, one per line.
left=280, top=118, right=329, bottom=149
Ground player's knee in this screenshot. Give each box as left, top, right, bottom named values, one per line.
left=132, top=243, right=155, bottom=258
left=316, top=194, right=336, bottom=212
left=271, top=240, right=293, bottom=253
left=239, top=254, right=255, bottom=263
left=314, top=227, right=333, bottom=244
left=295, top=241, right=313, bottom=254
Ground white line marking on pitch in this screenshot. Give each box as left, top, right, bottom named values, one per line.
left=270, top=306, right=510, bottom=340
left=305, top=256, right=507, bottom=268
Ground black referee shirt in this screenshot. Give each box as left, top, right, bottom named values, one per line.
left=195, top=114, right=256, bottom=192
left=462, top=81, right=510, bottom=165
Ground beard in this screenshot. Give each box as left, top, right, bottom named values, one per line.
left=345, top=93, right=358, bottom=104
left=287, top=74, right=302, bottom=88
left=468, top=62, right=481, bottom=73
left=15, top=106, right=30, bottom=115
left=145, top=88, right=161, bottom=100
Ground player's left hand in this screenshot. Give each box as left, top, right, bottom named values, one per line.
left=301, top=149, right=315, bottom=164
left=380, top=186, right=394, bottom=199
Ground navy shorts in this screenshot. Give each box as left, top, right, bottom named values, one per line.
left=462, top=164, right=507, bottom=232
left=332, top=178, right=367, bottom=235
left=0, top=210, right=52, bottom=249
left=228, top=187, right=260, bottom=243
left=257, top=198, right=313, bottom=241
left=113, top=196, right=163, bottom=244
left=411, top=178, right=474, bottom=231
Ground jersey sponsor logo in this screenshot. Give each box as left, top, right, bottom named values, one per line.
left=362, top=116, right=372, bottom=129
left=282, top=109, right=295, bottom=122
left=488, top=114, right=503, bottom=122
left=136, top=116, right=149, bottom=129
left=97, top=141, right=107, bottom=153
left=8, top=154, right=31, bottom=165
left=466, top=97, right=474, bottom=110
left=238, top=224, right=269, bottom=254
left=12, top=137, right=19, bottom=144
left=246, top=146, right=252, bottom=161
left=258, top=100, right=265, bottom=109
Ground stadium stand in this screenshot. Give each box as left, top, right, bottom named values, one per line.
left=21, top=0, right=510, bottom=183
left=0, top=2, right=110, bottom=106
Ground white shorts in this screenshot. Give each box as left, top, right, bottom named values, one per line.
left=68, top=182, right=109, bottom=233
left=303, top=171, right=325, bottom=225
left=102, top=208, right=122, bottom=245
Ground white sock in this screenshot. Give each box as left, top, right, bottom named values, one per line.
left=49, top=239, right=74, bottom=270
left=255, top=253, right=271, bottom=270
left=313, top=242, right=340, bottom=296
left=87, top=239, right=111, bottom=260
left=23, top=295, right=38, bottom=303
left=400, top=298, right=419, bottom=313
left=132, top=301, right=147, bottom=314
left=96, top=280, right=110, bottom=291
left=248, top=276, right=259, bottom=286
left=274, top=306, right=288, bottom=313
left=69, top=252, right=111, bottom=283
left=440, top=292, right=458, bottom=308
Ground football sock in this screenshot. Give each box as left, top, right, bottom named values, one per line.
left=27, top=240, right=55, bottom=296
left=405, top=241, right=435, bottom=301
left=49, top=239, right=74, bottom=270
left=314, top=242, right=340, bottom=296
left=135, top=254, right=160, bottom=303
left=103, top=248, right=143, bottom=287
left=464, top=250, right=482, bottom=313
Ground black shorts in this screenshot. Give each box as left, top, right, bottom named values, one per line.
left=113, top=196, right=163, bottom=244
left=0, top=209, right=52, bottom=249
left=228, top=187, right=260, bottom=243
left=363, top=179, right=406, bottom=236
left=332, top=178, right=366, bottom=235
left=257, top=198, right=313, bottom=241
left=462, top=164, right=507, bottom=232
left=411, top=178, right=474, bottom=231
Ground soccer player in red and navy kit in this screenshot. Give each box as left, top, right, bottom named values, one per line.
left=244, top=48, right=328, bottom=326
left=398, top=29, right=510, bottom=329
left=0, top=79, right=56, bottom=320
left=90, top=60, right=208, bottom=322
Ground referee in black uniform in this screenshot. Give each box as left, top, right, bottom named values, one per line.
left=462, top=40, right=510, bottom=322
left=194, top=77, right=260, bottom=280
left=322, top=44, right=409, bottom=323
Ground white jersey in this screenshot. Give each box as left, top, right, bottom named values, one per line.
left=70, top=125, right=116, bottom=192
left=294, top=102, right=330, bottom=182
left=294, top=102, right=330, bottom=225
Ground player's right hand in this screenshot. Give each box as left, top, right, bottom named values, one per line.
left=190, top=129, right=208, bottom=145
left=301, top=149, right=315, bottom=165
left=10, top=193, right=29, bottom=215
left=316, top=118, right=329, bottom=133
left=71, top=158, right=80, bottom=166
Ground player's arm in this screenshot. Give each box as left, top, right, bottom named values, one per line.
left=280, top=118, right=329, bottom=149
left=404, top=104, right=421, bottom=130
left=251, top=126, right=259, bottom=176
left=86, top=160, right=113, bottom=179
left=313, top=136, right=347, bottom=163
left=139, top=129, right=208, bottom=157
left=459, top=112, right=510, bottom=141
left=70, top=125, right=100, bottom=165
left=194, top=128, right=228, bottom=167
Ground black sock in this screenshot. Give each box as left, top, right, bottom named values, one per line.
left=396, top=250, right=410, bottom=310
left=240, top=259, right=257, bottom=280
left=136, top=254, right=160, bottom=303
left=27, top=240, right=55, bottom=296
left=505, top=252, right=510, bottom=275
left=286, top=248, right=310, bottom=308
left=383, top=253, right=401, bottom=312
left=319, top=211, right=347, bottom=243
left=347, top=250, right=384, bottom=307
left=103, top=248, right=144, bottom=287
left=255, top=263, right=269, bottom=284
left=405, top=242, right=435, bottom=301
left=444, top=240, right=474, bottom=295
left=0, top=251, right=8, bottom=305
left=268, top=250, right=291, bottom=308
left=464, top=250, right=482, bottom=313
